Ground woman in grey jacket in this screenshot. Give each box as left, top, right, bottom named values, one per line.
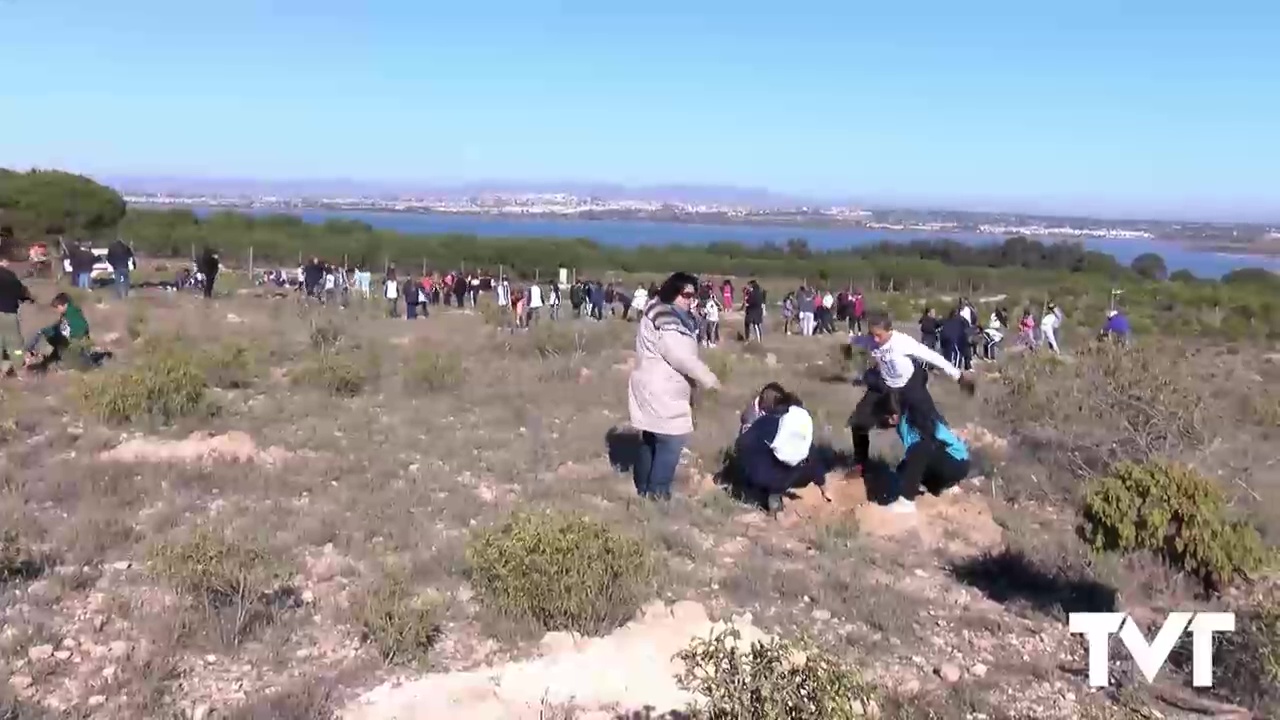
left=627, top=272, right=720, bottom=500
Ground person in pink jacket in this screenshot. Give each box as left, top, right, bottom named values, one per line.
left=628, top=272, right=721, bottom=500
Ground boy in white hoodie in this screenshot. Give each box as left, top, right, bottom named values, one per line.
left=848, top=312, right=975, bottom=472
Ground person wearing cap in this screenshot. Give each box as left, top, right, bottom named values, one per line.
left=1100, top=309, right=1131, bottom=344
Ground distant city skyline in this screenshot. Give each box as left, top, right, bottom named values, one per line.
left=2, top=2, right=1277, bottom=222
left=103, top=174, right=1277, bottom=227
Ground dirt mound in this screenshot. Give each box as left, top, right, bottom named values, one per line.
left=771, top=473, right=1002, bottom=556
left=98, top=431, right=294, bottom=465
left=342, top=601, right=768, bottom=720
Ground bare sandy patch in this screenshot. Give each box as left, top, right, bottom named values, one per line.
left=97, top=431, right=297, bottom=466
left=341, top=601, right=767, bottom=720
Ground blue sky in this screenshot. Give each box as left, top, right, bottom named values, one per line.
left=1, top=0, right=1277, bottom=221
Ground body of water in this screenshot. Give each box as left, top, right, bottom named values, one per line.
left=184, top=207, right=1280, bottom=278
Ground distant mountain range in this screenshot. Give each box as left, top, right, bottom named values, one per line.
left=101, top=175, right=818, bottom=208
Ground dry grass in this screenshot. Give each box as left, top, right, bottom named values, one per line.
left=0, top=274, right=1274, bottom=718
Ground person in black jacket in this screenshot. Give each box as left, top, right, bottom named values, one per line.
left=939, top=309, right=970, bottom=371
left=68, top=244, right=97, bottom=290
left=198, top=247, right=220, bottom=299
left=303, top=257, right=324, bottom=299
left=106, top=240, right=135, bottom=299
left=732, top=385, right=828, bottom=516
left=0, top=257, right=35, bottom=375
left=918, top=307, right=940, bottom=351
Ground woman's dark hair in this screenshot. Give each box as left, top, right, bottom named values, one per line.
left=657, top=272, right=699, bottom=304
left=757, top=383, right=802, bottom=414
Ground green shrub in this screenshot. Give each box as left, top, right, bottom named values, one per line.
left=148, top=527, right=289, bottom=647
left=1081, top=461, right=1270, bottom=591
left=352, top=573, right=442, bottom=666
left=198, top=341, right=256, bottom=389
left=466, top=511, right=654, bottom=635
left=77, top=347, right=208, bottom=424
left=0, top=530, right=37, bottom=582
left=291, top=352, right=367, bottom=397
left=677, top=627, right=876, bottom=720
left=404, top=351, right=464, bottom=392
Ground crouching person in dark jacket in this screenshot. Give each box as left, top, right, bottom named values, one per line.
left=732, top=385, right=828, bottom=516
left=883, top=382, right=971, bottom=514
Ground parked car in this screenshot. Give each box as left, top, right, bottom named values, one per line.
left=62, top=249, right=131, bottom=279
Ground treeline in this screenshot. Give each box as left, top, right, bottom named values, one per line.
left=0, top=168, right=126, bottom=243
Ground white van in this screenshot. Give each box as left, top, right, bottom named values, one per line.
left=62, top=249, right=125, bottom=279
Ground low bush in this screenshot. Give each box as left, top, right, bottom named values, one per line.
left=351, top=572, right=442, bottom=666
left=529, top=324, right=582, bottom=359
left=676, top=627, right=876, bottom=720
left=309, top=319, right=344, bottom=353
left=198, top=341, right=256, bottom=389
left=227, top=679, right=337, bottom=720
left=126, top=306, right=149, bottom=341
left=466, top=511, right=654, bottom=635
left=0, top=530, right=34, bottom=582
left=291, top=352, right=367, bottom=397
left=1009, top=342, right=1204, bottom=461
left=1212, top=600, right=1280, bottom=716
left=703, top=350, right=734, bottom=382
left=478, top=301, right=510, bottom=328
left=77, top=346, right=208, bottom=424
left=404, top=351, right=464, bottom=392
left=1081, top=461, right=1270, bottom=592
left=148, top=528, right=291, bottom=647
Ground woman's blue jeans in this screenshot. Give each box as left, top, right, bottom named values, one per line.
left=633, top=431, right=687, bottom=500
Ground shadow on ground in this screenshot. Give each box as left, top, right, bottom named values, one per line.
left=605, top=426, right=641, bottom=472
left=947, top=547, right=1118, bottom=619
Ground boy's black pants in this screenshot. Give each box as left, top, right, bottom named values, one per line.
left=848, top=365, right=934, bottom=465
left=896, top=440, right=969, bottom=500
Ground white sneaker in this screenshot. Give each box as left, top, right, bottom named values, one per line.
left=887, top=498, right=917, bottom=514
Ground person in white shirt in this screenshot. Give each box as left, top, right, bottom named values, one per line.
left=821, top=291, right=836, bottom=334
left=527, top=282, right=544, bottom=326
left=1040, top=303, right=1063, bottom=354
left=496, top=276, right=511, bottom=307
left=630, top=284, right=649, bottom=321
left=848, top=312, right=975, bottom=472
left=548, top=281, right=561, bottom=321
left=383, top=274, right=400, bottom=317
left=323, top=268, right=337, bottom=305
left=701, top=297, right=721, bottom=347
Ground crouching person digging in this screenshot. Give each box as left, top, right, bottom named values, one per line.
left=24, top=293, right=106, bottom=372
left=733, top=384, right=830, bottom=517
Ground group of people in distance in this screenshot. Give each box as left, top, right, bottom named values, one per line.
left=627, top=271, right=978, bottom=516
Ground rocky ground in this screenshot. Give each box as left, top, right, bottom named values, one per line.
left=1, top=276, right=1276, bottom=719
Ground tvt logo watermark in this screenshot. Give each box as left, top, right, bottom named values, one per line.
left=1069, top=612, right=1235, bottom=688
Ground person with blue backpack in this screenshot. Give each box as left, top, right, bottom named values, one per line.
left=884, top=382, right=971, bottom=514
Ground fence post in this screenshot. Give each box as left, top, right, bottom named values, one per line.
left=248, top=245, right=254, bottom=281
